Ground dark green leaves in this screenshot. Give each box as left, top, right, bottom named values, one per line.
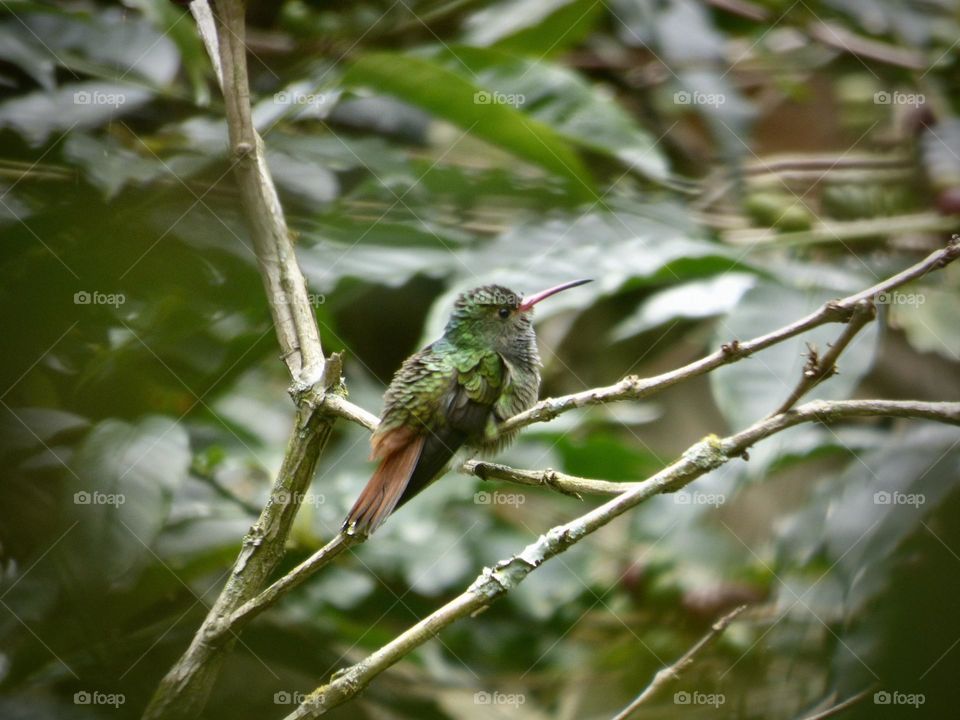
left=343, top=52, right=595, bottom=198
left=65, top=417, right=190, bottom=583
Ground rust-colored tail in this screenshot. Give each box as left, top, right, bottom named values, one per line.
left=342, top=429, right=425, bottom=536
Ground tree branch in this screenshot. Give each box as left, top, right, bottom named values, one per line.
left=229, top=532, right=362, bottom=629
left=799, top=687, right=876, bottom=720
left=497, top=239, right=960, bottom=437
left=770, top=298, right=876, bottom=416
left=284, top=400, right=960, bottom=718
left=611, top=604, right=748, bottom=720
left=207, top=0, right=323, bottom=384
left=143, top=2, right=342, bottom=717
left=463, top=459, right=628, bottom=497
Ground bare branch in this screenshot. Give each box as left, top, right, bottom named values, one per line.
left=723, top=213, right=959, bottom=248
left=229, top=533, right=362, bottom=629
left=611, top=604, right=748, bottom=720
left=285, top=399, right=960, bottom=718
left=321, top=393, right=379, bottom=432
left=202, top=0, right=324, bottom=384
left=498, top=239, right=960, bottom=437
left=463, top=459, right=626, bottom=497
left=799, top=687, right=876, bottom=720
left=771, top=299, right=876, bottom=416
left=807, top=20, right=928, bottom=71
left=143, top=2, right=339, bottom=717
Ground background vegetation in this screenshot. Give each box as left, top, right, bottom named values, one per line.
left=1, top=0, right=959, bottom=718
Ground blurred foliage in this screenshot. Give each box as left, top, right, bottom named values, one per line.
left=0, top=0, right=959, bottom=718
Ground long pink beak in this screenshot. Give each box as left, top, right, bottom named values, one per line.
left=518, top=278, right=592, bottom=312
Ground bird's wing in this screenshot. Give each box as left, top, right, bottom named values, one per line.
left=343, top=349, right=503, bottom=536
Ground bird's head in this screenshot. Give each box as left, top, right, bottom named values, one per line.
left=444, top=279, right=591, bottom=355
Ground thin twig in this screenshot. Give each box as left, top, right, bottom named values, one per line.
left=807, top=20, right=927, bottom=71
left=284, top=400, right=960, bottom=718
left=321, top=393, right=379, bottom=431
left=190, top=470, right=262, bottom=516
left=611, top=604, right=748, bottom=720
left=229, top=533, right=362, bottom=629
left=799, top=687, right=876, bottom=720
left=770, top=299, right=876, bottom=416
left=463, top=460, right=624, bottom=497
left=724, top=214, right=959, bottom=248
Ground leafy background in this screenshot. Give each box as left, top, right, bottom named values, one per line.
left=1, top=0, right=959, bottom=718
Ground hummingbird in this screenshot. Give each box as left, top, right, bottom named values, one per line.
left=342, top=279, right=592, bottom=536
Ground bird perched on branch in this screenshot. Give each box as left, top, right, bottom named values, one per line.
left=342, top=279, right=591, bottom=536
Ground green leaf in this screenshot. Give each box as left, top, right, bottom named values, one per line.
left=611, top=273, right=755, bottom=340
left=63, top=132, right=164, bottom=199
left=429, top=45, right=669, bottom=180
left=267, top=149, right=340, bottom=206
left=824, top=426, right=960, bottom=591
left=891, top=286, right=960, bottom=361
left=462, top=0, right=603, bottom=55
left=64, top=416, right=190, bottom=584
left=710, top=280, right=880, bottom=468
left=26, top=7, right=180, bottom=85
left=342, top=52, right=594, bottom=198
left=423, top=205, right=741, bottom=336
left=127, top=0, right=214, bottom=104
left=0, top=81, right=153, bottom=146
left=0, top=25, right=56, bottom=90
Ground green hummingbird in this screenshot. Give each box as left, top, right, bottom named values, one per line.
left=343, top=279, right=592, bottom=536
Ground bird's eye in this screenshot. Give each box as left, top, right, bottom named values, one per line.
left=498, top=307, right=510, bottom=319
